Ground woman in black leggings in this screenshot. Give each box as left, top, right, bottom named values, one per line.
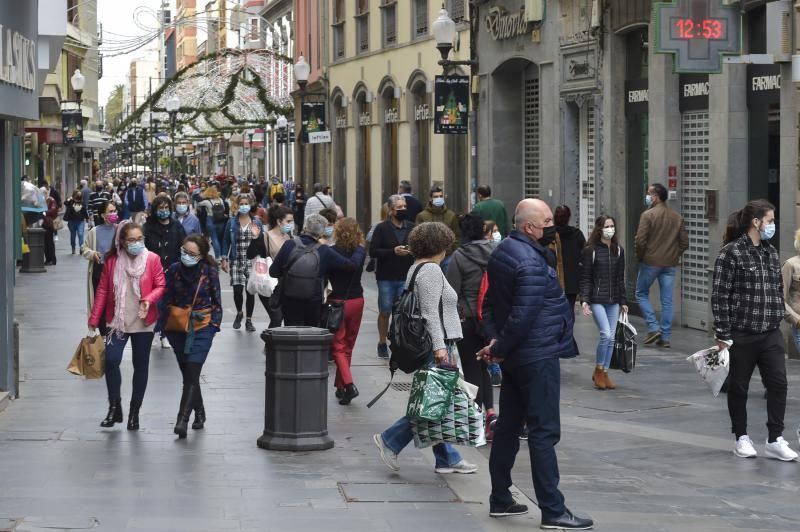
left=220, top=194, right=262, bottom=332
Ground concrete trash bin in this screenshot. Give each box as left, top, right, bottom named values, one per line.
left=257, top=326, right=334, bottom=451
left=20, top=228, right=46, bottom=273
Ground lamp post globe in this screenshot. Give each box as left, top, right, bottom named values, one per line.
left=293, top=55, right=310, bottom=91
left=276, top=116, right=288, bottom=129
left=432, top=7, right=456, bottom=61
left=71, top=68, right=86, bottom=106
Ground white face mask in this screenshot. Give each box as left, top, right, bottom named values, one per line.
left=492, top=232, right=501, bottom=242
left=602, top=227, right=615, bottom=239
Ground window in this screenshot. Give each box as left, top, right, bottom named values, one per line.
left=413, top=0, right=428, bottom=38
left=381, top=0, right=397, bottom=47
left=356, top=0, right=369, bottom=54
left=333, top=0, right=346, bottom=60
left=448, top=0, right=466, bottom=24
left=67, top=0, right=80, bottom=26
left=334, top=0, right=345, bottom=22
left=249, top=18, right=259, bottom=41
left=65, top=53, right=81, bottom=101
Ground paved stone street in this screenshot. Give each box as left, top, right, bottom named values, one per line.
left=3, top=237, right=800, bottom=531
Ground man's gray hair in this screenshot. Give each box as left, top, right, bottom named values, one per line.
left=387, top=194, right=404, bottom=209
left=174, top=191, right=190, bottom=202
left=399, top=180, right=412, bottom=193
left=304, top=214, right=328, bottom=239
left=313, top=182, right=324, bottom=193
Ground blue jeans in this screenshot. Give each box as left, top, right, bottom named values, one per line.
left=104, top=331, right=155, bottom=403
left=207, top=220, right=224, bottom=258
left=489, top=358, right=566, bottom=520
left=635, top=264, right=676, bottom=340
left=440, top=255, right=453, bottom=274
left=591, top=303, right=620, bottom=369
left=381, top=417, right=463, bottom=468
left=68, top=220, right=85, bottom=251
left=377, top=279, right=406, bottom=314
left=792, top=328, right=800, bottom=353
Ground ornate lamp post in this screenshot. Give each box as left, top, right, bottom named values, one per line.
left=293, top=55, right=310, bottom=188
left=70, top=69, right=86, bottom=182
left=165, top=95, right=181, bottom=176
left=276, top=116, right=288, bottom=181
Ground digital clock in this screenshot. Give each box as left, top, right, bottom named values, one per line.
left=672, top=18, right=726, bottom=40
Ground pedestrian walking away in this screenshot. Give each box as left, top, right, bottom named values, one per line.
left=221, top=194, right=262, bottom=332
left=415, top=186, right=460, bottom=273
left=88, top=222, right=166, bottom=431
left=472, top=185, right=511, bottom=238
left=579, top=215, right=628, bottom=391
left=159, top=234, right=222, bottom=439
left=634, top=183, right=689, bottom=349
left=197, top=185, right=228, bottom=257
left=554, top=205, right=586, bottom=311
left=302, top=182, right=338, bottom=227
left=374, top=222, right=478, bottom=476
left=369, top=195, right=415, bottom=358
left=711, top=200, right=798, bottom=462
left=397, top=180, right=423, bottom=223
left=783, top=229, right=800, bottom=354
left=64, top=189, right=89, bottom=254
left=477, top=199, right=593, bottom=530
left=41, top=187, right=59, bottom=265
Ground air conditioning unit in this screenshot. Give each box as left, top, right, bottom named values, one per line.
left=767, top=0, right=792, bottom=63
left=525, top=0, right=545, bottom=22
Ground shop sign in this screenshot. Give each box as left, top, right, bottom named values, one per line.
left=384, top=107, right=399, bottom=124
left=216, top=153, right=227, bottom=165
left=358, top=111, right=371, bottom=126
left=561, top=46, right=598, bottom=92
left=0, top=2, right=39, bottom=119
left=679, top=74, right=709, bottom=112
left=301, top=101, right=329, bottom=143
left=308, top=131, right=331, bottom=144
left=624, top=79, right=648, bottom=116
left=434, top=75, right=469, bottom=135
left=746, top=64, right=780, bottom=109
left=62, top=109, right=84, bottom=144
left=335, top=114, right=347, bottom=129
left=414, top=103, right=433, bottom=121
left=485, top=5, right=530, bottom=41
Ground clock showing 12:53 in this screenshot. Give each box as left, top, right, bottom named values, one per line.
left=673, top=18, right=726, bottom=40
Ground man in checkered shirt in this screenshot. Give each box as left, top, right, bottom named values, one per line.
left=711, top=199, right=797, bottom=462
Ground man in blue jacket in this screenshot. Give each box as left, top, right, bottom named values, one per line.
left=478, top=199, right=593, bottom=530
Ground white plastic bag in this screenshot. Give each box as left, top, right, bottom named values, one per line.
left=246, top=256, right=277, bottom=297
left=686, top=346, right=729, bottom=397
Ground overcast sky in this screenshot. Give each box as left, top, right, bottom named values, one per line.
left=98, top=0, right=167, bottom=106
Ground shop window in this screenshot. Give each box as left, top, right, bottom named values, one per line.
left=448, top=0, right=465, bottom=23
left=414, top=0, right=428, bottom=38
left=356, top=0, right=369, bottom=54
left=381, top=0, right=397, bottom=47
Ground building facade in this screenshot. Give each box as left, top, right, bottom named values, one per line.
left=176, top=0, right=199, bottom=71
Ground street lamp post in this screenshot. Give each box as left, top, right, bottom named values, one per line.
left=276, top=116, right=288, bottom=181
left=248, top=131, right=254, bottom=179
left=293, top=55, right=310, bottom=188
left=165, top=95, right=180, bottom=177
left=152, top=115, right=161, bottom=178
left=70, top=68, right=85, bottom=184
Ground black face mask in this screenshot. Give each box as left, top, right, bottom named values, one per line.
left=394, top=210, right=407, bottom=222
left=538, top=226, right=557, bottom=247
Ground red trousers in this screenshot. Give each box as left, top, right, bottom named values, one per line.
left=329, top=297, right=364, bottom=388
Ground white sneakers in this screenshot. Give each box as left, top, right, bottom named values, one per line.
left=435, top=460, right=478, bottom=474
left=160, top=336, right=170, bottom=349
left=735, top=435, right=798, bottom=461
left=373, top=434, right=399, bottom=472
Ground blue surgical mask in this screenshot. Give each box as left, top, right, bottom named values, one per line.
left=176, top=204, right=189, bottom=215
left=281, top=224, right=294, bottom=235
left=238, top=205, right=251, bottom=215
left=492, top=232, right=501, bottom=243
left=180, top=251, right=200, bottom=267
left=157, top=209, right=171, bottom=220
left=324, top=226, right=334, bottom=237
left=760, top=222, right=776, bottom=241
left=645, top=195, right=653, bottom=207
left=127, top=242, right=146, bottom=256
left=432, top=197, right=445, bottom=208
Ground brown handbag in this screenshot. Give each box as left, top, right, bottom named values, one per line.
left=164, top=275, right=212, bottom=333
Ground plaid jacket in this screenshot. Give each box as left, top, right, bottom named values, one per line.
left=711, top=233, right=785, bottom=341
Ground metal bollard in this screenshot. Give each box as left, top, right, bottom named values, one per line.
left=20, top=228, right=47, bottom=273
left=257, top=327, right=334, bottom=451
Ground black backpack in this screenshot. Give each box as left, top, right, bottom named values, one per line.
left=388, top=262, right=440, bottom=374
left=282, top=237, right=322, bottom=299
left=211, top=200, right=228, bottom=224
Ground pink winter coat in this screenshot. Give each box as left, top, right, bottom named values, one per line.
left=88, top=251, right=166, bottom=328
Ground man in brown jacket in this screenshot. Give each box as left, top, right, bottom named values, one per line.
left=634, top=183, right=689, bottom=348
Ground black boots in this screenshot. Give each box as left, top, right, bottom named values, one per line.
left=339, top=384, right=359, bottom=405
left=127, top=400, right=141, bottom=430
left=100, top=399, right=123, bottom=427
left=192, top=405, right=206, bottom=430
left=174, top=385, right=198, bottom=439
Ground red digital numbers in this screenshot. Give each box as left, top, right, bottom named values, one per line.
left=675, top=18, right=723, bottom=39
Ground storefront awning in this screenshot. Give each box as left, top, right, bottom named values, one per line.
left=71, top=130, right=111, bottom=150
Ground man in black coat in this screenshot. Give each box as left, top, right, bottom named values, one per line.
left=398, top=180, right=423, bottom=223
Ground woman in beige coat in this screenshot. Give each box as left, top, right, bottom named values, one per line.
left=80, top=201, right=119, bottom=331
left=782, top=229, right=800, bottom=352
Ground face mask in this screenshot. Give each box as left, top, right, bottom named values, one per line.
left=394, top=210, right=407, bottom=221
left=232, top=189, right=240, bottom=196
left=602, top=227, right=616, bottom=239
left=324, top=226, right=334, bottom=238
left=645, top=195, right=653, bottom=207
left=281, top=223, right=294, bottom=235
left=157, top=209, right=171, bottom=220
left=432, top=197, right=445, bottom=208
left=537, top=225, right=557, bottom=247
left=180, top=251, right=200, bottom=267
left=176, top=204, right=189, bottom=215
left=127, top=242, right=145, bottom=256
left=106, top=213, right=119, bottom=224
left=238, top=205, right=251, bottom=215
left=492, top=232, right=501, bottom=243
left=760, top=222, right=776, bottom=241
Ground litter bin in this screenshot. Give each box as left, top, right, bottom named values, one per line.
left=20, top=228, right=46, bottom=273
left=257, top=326, right=334, bottom=451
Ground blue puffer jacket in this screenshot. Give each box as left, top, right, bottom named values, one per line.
left=483, top=230, right=577, bottom=367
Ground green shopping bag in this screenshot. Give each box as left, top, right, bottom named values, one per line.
left=405, top=366, right=460, bottom=422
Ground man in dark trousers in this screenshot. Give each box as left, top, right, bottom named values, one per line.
left=369, top=194, right=414, bottom=359
left=125, top=178, right=148, bottom=220
left=478, top=198, right=593, bottom=530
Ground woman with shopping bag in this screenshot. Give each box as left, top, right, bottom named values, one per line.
left=579, top=215, right=628, bottom=390
left=88, top=221, right=166, bottom=430
left=372, top=222, right=478, bottom=475
left=159, top=234, right=222, bottom=438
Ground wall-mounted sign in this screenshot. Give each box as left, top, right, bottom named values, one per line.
left=414, top=103, right=433, bottom=121
left=0, top=2, right=39, bottom=119
left=384, top=107, right=400, bottom=124
left=62, top=109, right=84, bottom=144
left=746, top=64, right=780, bottom=109
left=335, top=114, right=347, bottom=129
left=301, top=102, right=328, bottom=143
left=679, top=73, right=709, bottom=112
left=561, top=45, right=598, bottom=93
left=308, top=131, right=331, bottom=144
left=358, top=111, right=371, bottom=126
left=624, top=78, right=648, bottom=116
left=485, top=5, right=531, bottom=41
left=654, top=0, right=742, bottom=73
left=434, top=75, right=469, bottom=135
left=216, top=153, right=227, bottom=165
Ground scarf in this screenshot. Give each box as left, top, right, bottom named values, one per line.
left=108, top=222, right=149, bottom=337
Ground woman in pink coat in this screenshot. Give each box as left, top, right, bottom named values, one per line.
left=89, top=221, right=166, bottom=430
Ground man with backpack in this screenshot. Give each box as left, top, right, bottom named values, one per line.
left=269, top=214, right=362, bottom=326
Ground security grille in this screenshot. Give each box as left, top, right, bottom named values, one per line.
left=579, top=103, right=597, bottom=236
left=524, top=77, right=540, bottom=198
left=448, top=0, right=466, bottom=23
left=680, top=111, right=710, bottom=330
left=414, top=0, right=428, bottom=37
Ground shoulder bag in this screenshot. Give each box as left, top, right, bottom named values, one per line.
left=165, top=274, right=212, bottom=333
left=320, top=258, right=359, bottom=332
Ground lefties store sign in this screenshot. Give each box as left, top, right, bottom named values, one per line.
left=0, top=3, right=39, bottom=120
left=0, top=24, right=37, bottom=91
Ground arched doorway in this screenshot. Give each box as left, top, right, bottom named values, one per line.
left=353, top=85, right=373, bottom=230
left=331, top=88, right=348, bottom=216
left=379, top=77, right=400, bottom=204
left=407, top=70, right=431, bottom=199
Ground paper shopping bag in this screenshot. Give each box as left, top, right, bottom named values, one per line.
left=67, top=334, right=106, bottom=379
